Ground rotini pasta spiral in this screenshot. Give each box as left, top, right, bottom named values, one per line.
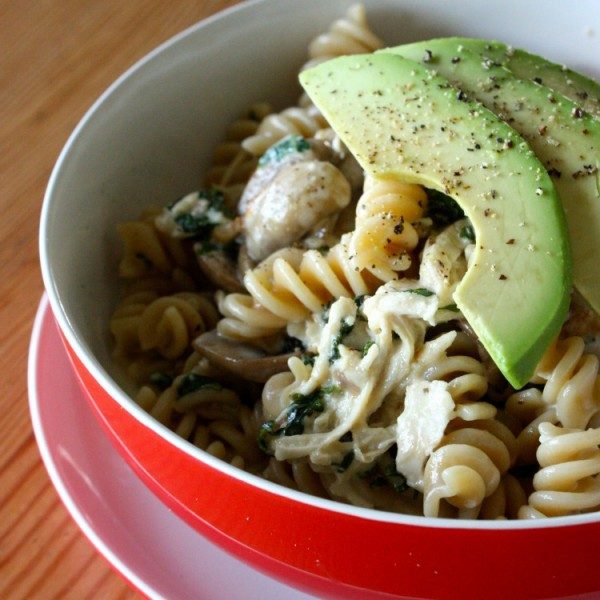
left=262, top=457, right=329, bottom=498
left=420, top=337, right=496, bottom=422
left=136, top=354, right=265, bottom=471
left=302, top=4, right=384, bottom=71
left=532, top=336, right=600, bottom=429
left=349, top=177, right=428, bottom=281
left=519, top=423, right=600, bottom=517
left=204, top=102, right=273, bottom=190
left=241, top=103, right=328, bottom=157
left=215, top=290, right=288, bottom=341
left=117, top=214, right=191, bottom=279
left=242, top=4, right=382, bottom=157
left=503, top=387, right=558, bottom=465
left=479, top=473, right=528, bottom=520
left=423, top=418, right=517, bottom=518
left=110, top=291, right=219, bottom=370
left=217, top=235, right=381, bottom=340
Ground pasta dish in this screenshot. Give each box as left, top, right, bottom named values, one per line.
left=109, top=5, right=600, bottom=520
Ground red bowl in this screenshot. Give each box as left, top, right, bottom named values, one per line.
left=40, top=1, right=600, bottom=598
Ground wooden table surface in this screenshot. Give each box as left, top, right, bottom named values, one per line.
left=1, top=2, right=240, bottom=598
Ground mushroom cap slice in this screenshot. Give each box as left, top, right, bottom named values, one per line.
left=193, top=330, right=295, bottom=383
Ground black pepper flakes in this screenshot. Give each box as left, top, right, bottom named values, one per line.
left=394, top=217, right=405, bottom=235
left=547, top=167, right=562, bottom=178
left=572, top=165, right=598, bottom=179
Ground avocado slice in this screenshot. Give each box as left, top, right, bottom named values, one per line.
left=381, top=40, right=600, bottom=316
left=502, top=46, right=600, bottom=118
left=421, top=38, right=600, bottom=118
left=300, top=53, right=571, bottom=388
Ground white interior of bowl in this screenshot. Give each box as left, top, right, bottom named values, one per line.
left=40, top=0, right=600, bottom=529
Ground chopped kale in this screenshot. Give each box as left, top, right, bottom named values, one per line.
left=359, top=454, right=408, bottom=493
left=426, top=188, right=465, bottom=227
left=195, top=237, right=240, bottom=261
left=170, top=188, right=232, bottom=237
left=176, top=373, right=222, bottom=396
left=404, top=287, right=434, bottom=297
left=300, top=352, right=316, bottom=366
left=460, top=222, right=476, bottom=243
left=149, top=371, right=173, bottom=390
left=361, top=340, right=375, bottom=357
left=195, top=239, right=221, bottom=255
left=382, top=463, right=408, bottom=493
left=440, top=303, right=460, bottom=312
left=258, top=134, right=310, bottom=166
left=258, top=385, right=339, bottom=452
left=329, top=318, right=355, bottom=363
left=334, top=451, right=355, bottom=473
left=354, top=294, right=367, bottom=308
left=282, top=335, right=305, bottom=353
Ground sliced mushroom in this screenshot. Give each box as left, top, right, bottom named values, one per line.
left=193, top=330, right=296, bottom=383
left=195, top=250, right=245, bottom=293
left=243, top=160, right=351, bottom=261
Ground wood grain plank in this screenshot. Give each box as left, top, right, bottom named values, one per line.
left=1, top=1, right=241, bottom=598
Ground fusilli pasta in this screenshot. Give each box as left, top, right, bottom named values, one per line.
left=204, top=102, right=273, bottom=190
left=519, top=423, right=600, bottom=517
left=218, top=235, right=380, bottom=341
left=349, top=177, right=428, bottom=281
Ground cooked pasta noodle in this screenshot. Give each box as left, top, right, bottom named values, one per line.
left=107, top=5, right=600, bottom=521
left=242, top=5, right=382, bottom=157
left=204, top=102, right=273, bottom=189
left=532, top=336, right=600, bottom=429
left=519, top=423, right=600, bottom=517
left=241, top=103, right=328, bottom=157
left=479, top=473, right=528, bottom=520
left=217, top=235, right=380, bottom=341
left=423, top=417, right=517, bottom=518
left=349, top=177, right=428, bottom=281
left=117, top=218, right=190, bottom=278
left=111, top=291, right=219, bottom=364
left=302, top=4, right=384, bottom=71
left=504, top=388, right=558, bottom=465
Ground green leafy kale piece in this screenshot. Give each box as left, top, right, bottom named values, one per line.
left=404, top=288, right=434, bottom=297
left=177, top=373, right=222, bottom=397
left=258, top=134, right=310, bottom=167
left=172, top=188, right=231, bottom=237
left=426, top=188, right=465, bottom=227
left=258, top=385, right=339, bottom=452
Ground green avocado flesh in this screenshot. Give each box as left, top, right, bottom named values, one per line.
left=300, top=53, right=572, bottom=388
left=445, top=39, right=600, bottom=118
left=380, top=39, right=600, bottom=316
